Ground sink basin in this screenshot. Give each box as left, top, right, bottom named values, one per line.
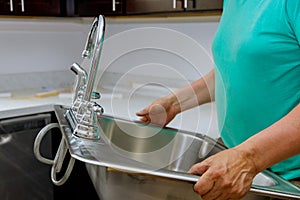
left=54, top=105, right=300, bottom=200
left=98, top=115, right=222, bottom=173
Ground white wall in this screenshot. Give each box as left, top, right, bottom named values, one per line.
left=100, top=18, right=219, bottom=82
left=0, top=17, right=219, bottom=78
left=0, top=16, right=220, bottom=98
left=0, top=18, right=91, bottom=74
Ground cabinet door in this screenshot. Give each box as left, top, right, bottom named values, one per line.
left=0, top=0, right=60, bottom=16
left=185, top=0, right=223, bottom=12
left=20, top=0, right=60, bottom=16
left=78, top=0, right=123, bottom=16
left=126, top=0, right=183, bottom=14
left=0, top=0, right=15, bottom=15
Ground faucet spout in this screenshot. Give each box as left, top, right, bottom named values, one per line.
left=82, top=15, right=105, bottom=102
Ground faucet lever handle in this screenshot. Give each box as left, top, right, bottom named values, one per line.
left=70, top=62, right=87, bottom=76
left=70, top=63, right=88, bottom=103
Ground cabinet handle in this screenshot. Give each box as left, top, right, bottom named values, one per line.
left=21, top=0, right=24, bottom=12
left=112, top=0, right=116, bottom=11
left=9, top=0, right=13, bottom=12
left=184, top=0, right=187, bottom=8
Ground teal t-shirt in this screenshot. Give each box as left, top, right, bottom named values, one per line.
left=212, top=0, right=300, bottom=180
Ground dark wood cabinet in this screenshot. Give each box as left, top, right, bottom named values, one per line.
left=22, top=0, right=60, bottom=16
left=77, top=0, right=124, bottom=16
left=0, top=0, right=222, bottom=17
left=0, top=0, right=13, bottom=15
left=0, top=0, right=60, bottom=16
left=126, top=0, right=222, bottom=15
left=74, top=0, right=222, bottom=17
left=126, top=0, right=183, bottom=15
left=185, top=0, right=223, bottom=12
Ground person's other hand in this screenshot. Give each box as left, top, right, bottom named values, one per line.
left=136, top=95, right=179, bottom=127
left=188, top=148, right=258, bottom=200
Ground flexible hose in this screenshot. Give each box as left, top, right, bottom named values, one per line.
left=33, top=123, right=75, bottom=186
left=34, top=123, right=59, bottom=165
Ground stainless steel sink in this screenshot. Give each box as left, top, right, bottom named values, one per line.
left=98, top=115, right=222, bottom=173
left=54, top=105, right=300, bottom=200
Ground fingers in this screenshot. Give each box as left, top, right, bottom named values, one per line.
left=193, top=169, right=231, bottom=200
left=136, top=108, right=149, bottom=116
left=188, top=149, right=256, bottom=200
left=136, top=104, right=168, bottom=126
left=136, top=107, right=152, bottom=124
left=189, top=162, right=215, bottom=198
left=188, top=162, right=209, bottom=175
left=194, top=174, right=215, bottom=197
left=189, top=163, right=214, bottom=197
left=137, top=102, right=167, bottom=116
left=139, top=116, right=150, bottom=124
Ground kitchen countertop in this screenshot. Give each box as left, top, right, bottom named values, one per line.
left=0, top=93, right=72, bottom=118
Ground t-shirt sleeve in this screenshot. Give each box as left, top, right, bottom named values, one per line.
left=286, top=0, right=300, bottom=45
left=223, top=0, right=228, bottom=9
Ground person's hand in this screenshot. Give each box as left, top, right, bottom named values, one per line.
left=188, top=148, right=258, bottom=200
left=136, top=95, right=180, bottom=127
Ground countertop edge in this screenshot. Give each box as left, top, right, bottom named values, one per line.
left=0, top=104, right=60, bottom=119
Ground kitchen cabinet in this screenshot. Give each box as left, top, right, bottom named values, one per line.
left=126, top=0, right=183, bottom=14
left=185, top=0, right=223, bottom=12
left=77, top=0, right=124, bottom=16
left=126, top=0, right=223, bottom=15
left=74, top=0, right=222, bottom=17
left=0, top=0, right=60, bottom=16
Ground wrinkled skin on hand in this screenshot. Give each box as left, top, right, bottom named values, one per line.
left=136, top=97, right=178, bottom=127
left=188, top=148, right=258, bottom=200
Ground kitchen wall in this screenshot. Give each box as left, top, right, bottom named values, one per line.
left=0, top=18, right=90, bottom=91
left=0, top=18, right=89, bottom=74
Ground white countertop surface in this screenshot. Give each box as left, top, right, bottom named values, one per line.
left=0, top=91, right=219, bottom=138
left=0, top=93, right=72, bottom=118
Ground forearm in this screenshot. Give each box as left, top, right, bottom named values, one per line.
left=166, top=69, right=215, bottom=114
left=234, top=104, right=300, bottom=173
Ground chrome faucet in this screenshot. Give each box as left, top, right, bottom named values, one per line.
left=65, top=15, right=106, bottom=139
